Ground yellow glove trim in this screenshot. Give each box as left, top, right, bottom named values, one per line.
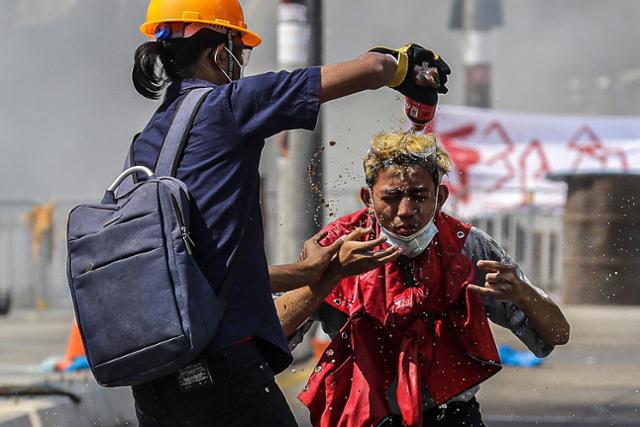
left=388, top=44, right=410, bottom=88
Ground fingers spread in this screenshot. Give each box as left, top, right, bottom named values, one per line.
left=375, top=249, right=402, bottom=264
left=485, top=276, right=513, bottom=287
left=326, top=236, right=345, bottom=254
left=467, top=284, right=495, bottom=296
left=477, top=260, right=512, bottom=273
left=484, top=272, right=501, bottom=282
left=372, top=245, right=400, bottom=260
left=345, top=227, right=371, bottom=242
left=484, top=281, right=511, bottom=294
left=357, top=235, right=387, bottom=251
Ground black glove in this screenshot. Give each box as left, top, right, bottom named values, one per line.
left=369, top=44, right=451, bottom=105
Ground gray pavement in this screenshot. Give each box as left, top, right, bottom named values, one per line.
left=1, top=306, right=639, bottom=426
left=0, top=310, right=136, bottom=426
left=0, top=310, right=72, bottom=383
left=278, top=305, right=640, bottom=426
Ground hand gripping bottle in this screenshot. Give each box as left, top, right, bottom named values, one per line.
left=404, top=65, right=440, bottom=132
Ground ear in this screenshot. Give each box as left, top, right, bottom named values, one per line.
left=435, top=184, right=449, bottom=214
left=210, top=43, right=227, bottom=67
left=360, top=186, right=372, bottom=208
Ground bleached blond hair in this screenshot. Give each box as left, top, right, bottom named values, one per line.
left=363, top=132, right=453, bottom=187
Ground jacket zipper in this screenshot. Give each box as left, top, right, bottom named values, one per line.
left=170, top=195, right=195, bottom=255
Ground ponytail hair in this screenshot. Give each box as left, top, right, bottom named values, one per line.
left=132, top=29, right=227, bottom=100
left=133, top=41, right=165, bottom=100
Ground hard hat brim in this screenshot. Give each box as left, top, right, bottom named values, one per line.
left=140, top=19, right=262, bottom=47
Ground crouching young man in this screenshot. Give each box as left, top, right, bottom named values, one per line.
left=278, top=132, right=570, bottom=427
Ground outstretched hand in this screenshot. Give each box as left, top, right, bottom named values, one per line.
left=467, top=260, right=527, bottom=304
left=335, top=227, right=401, bottom=279
left=468, top=259, right=571, bottom=346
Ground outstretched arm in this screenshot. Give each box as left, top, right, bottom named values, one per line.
left=275, top=263, right=342, bottom=338
left=275, top=227, right=400, bottom=337
left=269, top=230, right=343, bottom=293
left=319, top=44, right=450, bottom=103
left=319, top=52, right=397, bottom=103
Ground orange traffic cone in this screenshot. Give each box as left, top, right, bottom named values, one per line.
left=311, top=326, right=332, bottom=361
left=55, top=321, right=86, bottom=371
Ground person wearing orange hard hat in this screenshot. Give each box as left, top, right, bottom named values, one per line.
left=126, top=0, right=452, bottom=425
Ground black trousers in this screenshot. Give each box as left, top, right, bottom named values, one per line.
left=378, top=398, right=485, bottom=427
left=131, top=340, right=298, bottom=427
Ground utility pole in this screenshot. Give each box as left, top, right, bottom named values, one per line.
left=450, top=0, right=503, bottom=108
left=275, top=0, right=323, bottom=264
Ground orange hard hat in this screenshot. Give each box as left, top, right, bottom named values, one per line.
left=140, top=0, right=262, bottom=47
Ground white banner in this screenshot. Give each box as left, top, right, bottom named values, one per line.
left=428, top=106, right=640, bottom=216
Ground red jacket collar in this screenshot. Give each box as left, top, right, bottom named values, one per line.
left=299, top=209, right=501, bottom=427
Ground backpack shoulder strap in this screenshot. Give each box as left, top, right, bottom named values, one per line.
left=117, top=133, right=141, bottom=195
left=157, top=86, right=248, bottom=301
left=117, top=87, right=212, bottom=195
left=118, top=86, right=246, bottom=300
left=155, top=87, right=213, bottom=177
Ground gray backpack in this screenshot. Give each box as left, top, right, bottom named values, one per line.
left=66, top=87, right=240, bottom=387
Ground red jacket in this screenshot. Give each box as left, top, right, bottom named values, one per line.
left=298, top=209, right=501, bottom=427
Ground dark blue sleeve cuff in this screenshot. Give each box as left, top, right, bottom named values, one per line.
left=301, top=66, right=322, bottom=131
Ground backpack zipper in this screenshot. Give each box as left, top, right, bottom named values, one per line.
left=170, top=195, right=195, bottom=255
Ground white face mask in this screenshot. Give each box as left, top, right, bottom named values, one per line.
left=374, top=186, right=440, bottom=258
left=380, top=221, right=438, bottom=258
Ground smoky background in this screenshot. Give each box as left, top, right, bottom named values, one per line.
left=0, top=2, right=639, bottom=425
left=2, top=1, right=639, bottom=203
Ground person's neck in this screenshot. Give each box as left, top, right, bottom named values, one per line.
left=190, top=66, right=227, bottom=85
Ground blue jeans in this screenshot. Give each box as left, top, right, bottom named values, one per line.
left=131, top=340, right=297, bottom=427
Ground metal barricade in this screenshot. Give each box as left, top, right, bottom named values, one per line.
left=0, top=200, right=78, bottom=309
left=469, top=206, right=564, bottom=295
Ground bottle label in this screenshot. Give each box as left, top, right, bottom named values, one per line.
left=405, top=98, right=436, bottom=125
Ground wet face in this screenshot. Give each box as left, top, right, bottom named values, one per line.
left=361, top=164, right=448, bottom=236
